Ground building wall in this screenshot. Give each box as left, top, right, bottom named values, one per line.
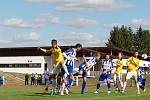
left=0, top=56, right=46, bottom=74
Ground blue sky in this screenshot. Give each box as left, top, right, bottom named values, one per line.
left=0, top=0, right=150, bottom=47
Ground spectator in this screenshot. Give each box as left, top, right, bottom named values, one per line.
left=25, top=73, right=29, bottom=85
left=31, top=73, right=35, bottom=85
left=34, top=73, right=38, bottom=85
left=2, top=76, right=5, bottom=85
left=0, top=76, right=3, bottom=86
left=37, top=74, right=41, bottom=85
left=39, top=74, right=42, bottom=85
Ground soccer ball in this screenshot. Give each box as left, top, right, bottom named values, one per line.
left=142, top=54, right=148, bottom=59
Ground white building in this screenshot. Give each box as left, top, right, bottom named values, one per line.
left=0, top=46, right=149, bottom=74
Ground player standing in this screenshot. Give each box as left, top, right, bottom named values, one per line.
left=113, top=52, right=124, bottom=92
left=122, top=52, right=140, bottom=94
left=94, top=54, right=113, bottom=94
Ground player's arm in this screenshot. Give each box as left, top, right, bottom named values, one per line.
left=126, top=57, right=131, bottom=66
left=87, top=61, right=97, bottom=71
left=38, top=47, right=52, bottom=54
left=63, top=49, right=72, bottom=59
left=63, top=49, right=77, bottom=60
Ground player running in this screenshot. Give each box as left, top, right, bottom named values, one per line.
left=122, top=52, right=140, bottom=94
left=113, top=52, right=124, bottom=92
left=78, top=52, right=97, bottom=94
left=60, top=44, right=82, bottom=95
left=38, top=39, right=68, bottom=96
left=94, top=54, right=113, bottom=94
left=137, top=67, right=146, bottom=92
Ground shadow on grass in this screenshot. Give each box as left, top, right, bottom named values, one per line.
left=23, top=92, right=50, bottom=97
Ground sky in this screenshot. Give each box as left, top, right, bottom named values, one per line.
left=0, top=0, right=150, bottom=48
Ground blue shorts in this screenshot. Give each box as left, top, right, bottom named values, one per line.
left=138, top=76, right=143, bottom=82
left=99, top=73, right=111, bottom=81
left=79, top=63, right=87, bottom=78
left=67, top=65, right=74, bottom=73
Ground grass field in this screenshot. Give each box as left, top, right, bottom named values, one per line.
left=0, top=86, right=149, bottom=100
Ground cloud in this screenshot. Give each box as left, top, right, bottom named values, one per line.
left=26, top=0, right=133, bottom=11
left=130, top=19, right=150, bottom=27
left=0, top=40, right=14, bottom=46
left=101, top=23, right=122, bottom=28
left=56, top=32, right=107, bottom=46
left=1, top=13, right=60, bottom=28
left=35, top=13, right=60, bottom=24
left=14, top=32, right=41, bottom=41
left=65, top=18, right=98, bottom=28
left=3, top=18, right=45, bottom=28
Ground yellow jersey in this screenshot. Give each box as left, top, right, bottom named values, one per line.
left=44, top=46, right=64, bottom=64
left=116, top=59, right=123, bottom=73
left=127, top=57, right=140, bottom=72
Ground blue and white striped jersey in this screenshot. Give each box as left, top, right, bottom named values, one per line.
left=102, top=59, right=113, bottom=70
left=63, top=48, right=77, bottom=67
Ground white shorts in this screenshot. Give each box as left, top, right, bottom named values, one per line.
left=126, top=71, right=137, bottom=80
left=50, top=64, right=62, bottom=74
left=114, top=72, right=122, bottom=81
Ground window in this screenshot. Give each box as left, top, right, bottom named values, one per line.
left=0, top=63, right=41, bottom=68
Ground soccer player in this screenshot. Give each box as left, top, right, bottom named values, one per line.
left=113, top=52, right=124, bottom=92
left=78, top=52, right=98, bottom=94
left=61, top=43, right=82, bottom=95
left=137, top=67, right=146, bottom=92
left=94, top=54, right=113, bottom=94
left=38, top=39, right=68, bottom=96
left=122, top=52, right=140, bottom=94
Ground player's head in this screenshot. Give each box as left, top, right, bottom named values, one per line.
left=106, top=54, right=110, bottom=60
left=95, top=52, right=101, bottom=60
left=75, top=43, right=82, bottom=51
left=118, top=52, right=123, bottom=59
left=134, top=52, right=139, bottom=57
left=51, top=39, right=57, bottom=48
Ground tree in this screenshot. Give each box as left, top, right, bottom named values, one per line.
left=106, top=26, right=150, bottom=55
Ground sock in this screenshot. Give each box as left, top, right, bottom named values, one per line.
left=120, top=82, right=123, bottom=88
left=61, top=83, right=65, bottom=94
left=81, top=82, right=86, bottom=93
left=69, top=78, right=73, bottom=86
left=115, top=82, right=118, bottom=89
left=107, top=83, right=111, bottom=91
left=96, top=83, right=100, bottom=92
left=123, top=82, right=127, bottom=91
left=52, top=79, right=56, bottom=91
left=136, top=83, right=140, bottom=92
left=66, top=77, right=72, bottom=90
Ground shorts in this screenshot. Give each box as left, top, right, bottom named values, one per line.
left=67, top=65, right=74, bottom=73
left=114, top=72, right=122, bottom=81
left=50, top=64, right=62, bottom=74
left=79, top=63, right=87, bottom=78
left=126, top=71, right=137, bottom=80
left=138, top=76, right=143, bottom=83
left=99, top=73, right=111, bottom=81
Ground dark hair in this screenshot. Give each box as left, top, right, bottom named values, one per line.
left=51, top=39, right=57, bottom=44
left=75, top=43, right=82, bottom=48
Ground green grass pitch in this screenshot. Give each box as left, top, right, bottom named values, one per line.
left=0, top=86, right=149, bottom=100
